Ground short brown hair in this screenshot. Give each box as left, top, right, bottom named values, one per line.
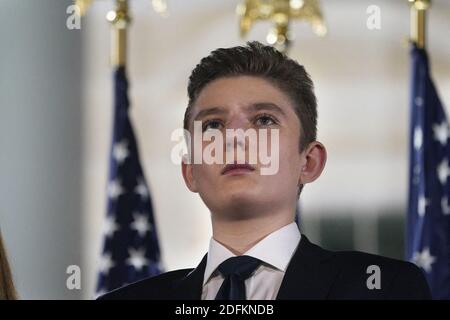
left=184, top=41, right=317, bottom=152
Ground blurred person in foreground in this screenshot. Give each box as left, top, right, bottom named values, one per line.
left=100, top=41, right=431, bottom=300
left=0, top=229, right=17, bottom=300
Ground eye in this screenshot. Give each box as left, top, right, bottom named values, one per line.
left=202, top=119, right=223, bottom=131
left=254, top=114, right=277, bottom=126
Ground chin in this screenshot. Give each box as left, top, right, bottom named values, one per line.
left=227, top=189, right=257, bottom=202
left=205, top=189, right=282, bottom=221
left=221, top=189, right=268, bottom=212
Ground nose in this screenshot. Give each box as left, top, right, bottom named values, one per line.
left=224, top=114, right=250, bottom=156
left=225, top=130, right=246, bottom=150
left=225, top=112, right=248, bottom=131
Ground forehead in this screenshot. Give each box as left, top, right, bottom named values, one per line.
left=192, top=75, right=296, bottom=115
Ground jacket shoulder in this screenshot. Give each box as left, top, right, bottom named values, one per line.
left=328, top=250, right=431, bottom=299
left=334, top=250, right=413, bottom=269
left=97, top=268, right=193, bottom=300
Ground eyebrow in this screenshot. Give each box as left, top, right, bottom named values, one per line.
left=247, top=102, right=287, bottom=118
left=193, top=102, right=287, bottom=122
left=193, top=106, right=228, bottom=122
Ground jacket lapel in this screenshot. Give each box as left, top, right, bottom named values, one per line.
left=172, top=254, right=208, bottom=299
left=276, top=235, right=340, bottom=300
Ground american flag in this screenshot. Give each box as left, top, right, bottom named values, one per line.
left=406, top=45, right=450, bottom=299
left=96, top=66, right=163, bottom=296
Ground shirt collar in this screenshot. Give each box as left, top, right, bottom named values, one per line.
left=203, top=222, right=301, bottom=285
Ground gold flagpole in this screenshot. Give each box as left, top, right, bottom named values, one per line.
left=106, top=0, right=130, bottom=67
left=75, top=0, right=168, bottom=66
left=409, top=0, right=430, bottom=49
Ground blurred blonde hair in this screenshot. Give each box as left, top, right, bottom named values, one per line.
left=0, top=229, right=17, bottom=300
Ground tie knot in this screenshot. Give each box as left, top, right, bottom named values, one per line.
left=217, top=256, right=262, bottom=280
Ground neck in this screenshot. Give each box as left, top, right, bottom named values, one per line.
left=211, top=209, right=295, bottom=255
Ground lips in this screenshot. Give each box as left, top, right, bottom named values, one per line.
left=221, top=163, right=255, bottom=175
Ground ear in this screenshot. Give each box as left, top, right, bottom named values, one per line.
left=298, top=141, right=327, bottom=185
left=181, top=154, right=199, bottom=193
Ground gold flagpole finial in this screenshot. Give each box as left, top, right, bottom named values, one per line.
left=236, top=0, right=326, bottom=53
left=106, top=0, right=131, bottom=66
left=408, top=0, right=430, bottom=49
left=75, top=0, right=94, bottom=16
left=74, top=0, right=169, bottom=67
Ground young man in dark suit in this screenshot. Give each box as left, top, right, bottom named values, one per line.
left=100, top=41, right=431, bottom=300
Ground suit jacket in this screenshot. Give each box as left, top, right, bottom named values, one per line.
left=99, top=235, right=431, bottom=300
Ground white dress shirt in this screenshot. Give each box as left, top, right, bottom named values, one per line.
left=201, top=222, right=301, bottom=300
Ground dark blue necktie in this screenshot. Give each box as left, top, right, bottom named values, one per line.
left=214, top=255, right=262, bottom=300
